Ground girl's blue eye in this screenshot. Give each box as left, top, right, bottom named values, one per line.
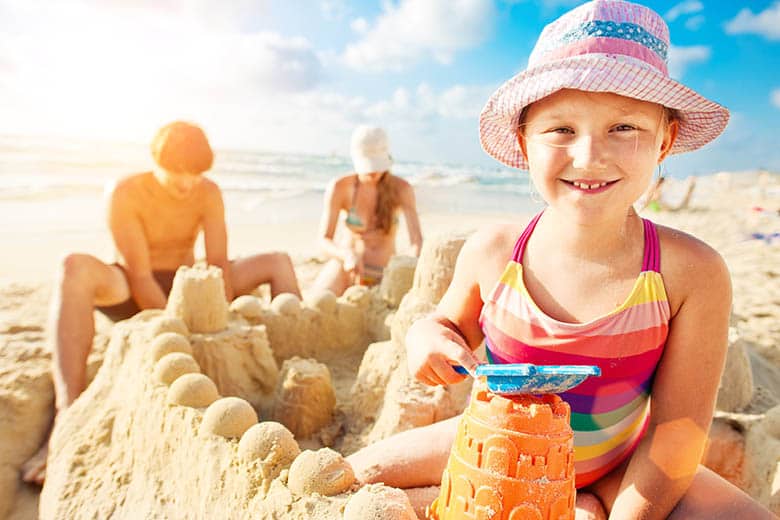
left=614, top=124, right=637, bottom=132
left=551, top=127, right=574, bottom=134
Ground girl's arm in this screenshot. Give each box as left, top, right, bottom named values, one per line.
left=406, top=226, right=510, bottom=385
left=398, top=179, right=423, bottom=257
left=610, top=233, right=731, bottom=519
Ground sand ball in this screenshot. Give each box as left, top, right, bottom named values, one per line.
left=230, top=295, right=264, bottom=319
left=239, top=422, right=300, bottom=479
left=305, top=289, right=337, bottom=314
left=147, top=315, right=189, bottom=337
left=341, top=285, right=371, bottom=307
left=287, top=448, right=355, bottom=496
left=150, top=332, right=192, bottom=362
left=343, top=485, right=417, bottom=520
left=153, top=352, right=200, bottom=385
left=270, top=293, right=301, bottom=316
left=167, top=373, right=219, bottom=408
left=764, top=405, right=780, bottom=438
left=201, top=397, right=258, bottom=438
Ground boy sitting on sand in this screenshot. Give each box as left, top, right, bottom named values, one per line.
left=21, top=121, right=301, bottom=484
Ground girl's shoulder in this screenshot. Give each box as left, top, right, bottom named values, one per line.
left=460, top=218, right=532, bottom=265
left=655, top=223, right=731, bottom=313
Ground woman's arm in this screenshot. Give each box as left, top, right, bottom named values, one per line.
left=317, top=177, right=357, bottom=264
left=398, top=179, right=423, bottom=257
left=609, top=233, right=731, bottom=519
left=201, top=180, right=234, bottom=302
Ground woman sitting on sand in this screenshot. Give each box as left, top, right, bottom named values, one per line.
left=312, top=126, right=422, bottom=296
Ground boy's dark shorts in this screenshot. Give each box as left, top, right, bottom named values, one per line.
left=95, top=265, right=177, bottom=322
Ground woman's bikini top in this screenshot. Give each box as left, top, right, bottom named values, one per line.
left=345, top=175, right=368, bottom=233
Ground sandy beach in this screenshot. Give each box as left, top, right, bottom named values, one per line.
left=1, top=171, right=779, bottom=518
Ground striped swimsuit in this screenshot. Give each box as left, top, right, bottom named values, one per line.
left=479, top=213, right=670, bottom=488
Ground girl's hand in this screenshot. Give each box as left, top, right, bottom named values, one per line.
left=405, top=315, right=481, bottom=386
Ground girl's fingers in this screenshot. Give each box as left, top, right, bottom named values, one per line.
left=445, top=346, right=481, bottom=377
left=428, top=356, right=468, bottom=386
left=415, top=366, right=440, bottom=386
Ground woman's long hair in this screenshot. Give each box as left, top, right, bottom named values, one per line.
left=374, top=171, right=399, bottom=234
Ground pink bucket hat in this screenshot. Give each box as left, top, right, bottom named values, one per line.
left=479, top=0, right=730, bottom=170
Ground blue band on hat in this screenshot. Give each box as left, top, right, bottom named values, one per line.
left=544, top=20, right=668, bottom=62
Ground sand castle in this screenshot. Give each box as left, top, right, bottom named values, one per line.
left=35, top=252, right=431, bottom=518
left=429, top=385, right=576, bottom=520
left=2, top=228, right=780, bottom=518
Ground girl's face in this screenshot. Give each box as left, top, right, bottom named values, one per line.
left=519, top=89, right=677, bottom=222
left=153, top=167, right=203, bottom=200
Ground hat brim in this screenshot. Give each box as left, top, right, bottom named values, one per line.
left=352, top=154, right=393, bottom=175
left=479, top=54, right=730, bottom=170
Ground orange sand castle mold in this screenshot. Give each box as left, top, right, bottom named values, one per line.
left=428, top=381, right=576, bottom=520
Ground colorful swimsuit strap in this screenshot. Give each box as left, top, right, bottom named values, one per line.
left=511, top=211, right=661, bottom=273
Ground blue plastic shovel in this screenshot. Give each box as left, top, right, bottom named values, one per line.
left=453, top=363, right=601, bottom=395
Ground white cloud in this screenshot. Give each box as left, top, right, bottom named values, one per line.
left=772, top=89, right=780, bottom=110
left=359, top=82, right=494, bottom=121
left=667, top=45, right=710, bottom=79
left=343, top=0, right=496, bottom=72
left=0, top=1, right=322, bottom=142
left=724, top=2, right=780, bottom=40
left=350, top=17, right=369, bottom=34
left=664, top=1, right=703, bottom=22
left=684, top=15, right=705, bottom=31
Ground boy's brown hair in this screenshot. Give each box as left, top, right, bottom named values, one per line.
left=151, top=121, right=214, bottom=174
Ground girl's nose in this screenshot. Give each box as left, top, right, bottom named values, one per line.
left=570, top=136, right=609, bottom=171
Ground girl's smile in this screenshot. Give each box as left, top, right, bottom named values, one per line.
left=561, top=178, right=620, bottom=193
left=518, top=89, right=676, bottom=220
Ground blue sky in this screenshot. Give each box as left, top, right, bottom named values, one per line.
left=1, top=0, right=778, bottom=174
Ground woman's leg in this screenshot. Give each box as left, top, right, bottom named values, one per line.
left=231, top=251, right=301, bottom=298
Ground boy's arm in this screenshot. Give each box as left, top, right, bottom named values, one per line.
left=398, top=180, right=423, bottom=257
left=201, top=180, right=233, bottom=302
left=109, top=183, right=167, bottom=309
left=610, top=236, right=731, bottom=520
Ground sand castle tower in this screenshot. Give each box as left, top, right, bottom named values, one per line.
left=166, top=265, right=229, bottom=333
left=428, top=381, right=576, bottom=520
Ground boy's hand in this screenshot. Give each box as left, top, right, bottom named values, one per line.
left=405, top=315, right=481, bottom=386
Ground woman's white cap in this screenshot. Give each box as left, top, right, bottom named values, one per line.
left=350, top=126, right=393, bottom=174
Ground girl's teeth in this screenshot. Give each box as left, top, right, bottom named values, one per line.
left=573, top=181, right=607, bottom=190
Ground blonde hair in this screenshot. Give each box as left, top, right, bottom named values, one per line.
left=374, top=172, right=399, bottom=234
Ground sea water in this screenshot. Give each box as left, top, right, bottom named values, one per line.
left=0, top=133, right=540, bottom=231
